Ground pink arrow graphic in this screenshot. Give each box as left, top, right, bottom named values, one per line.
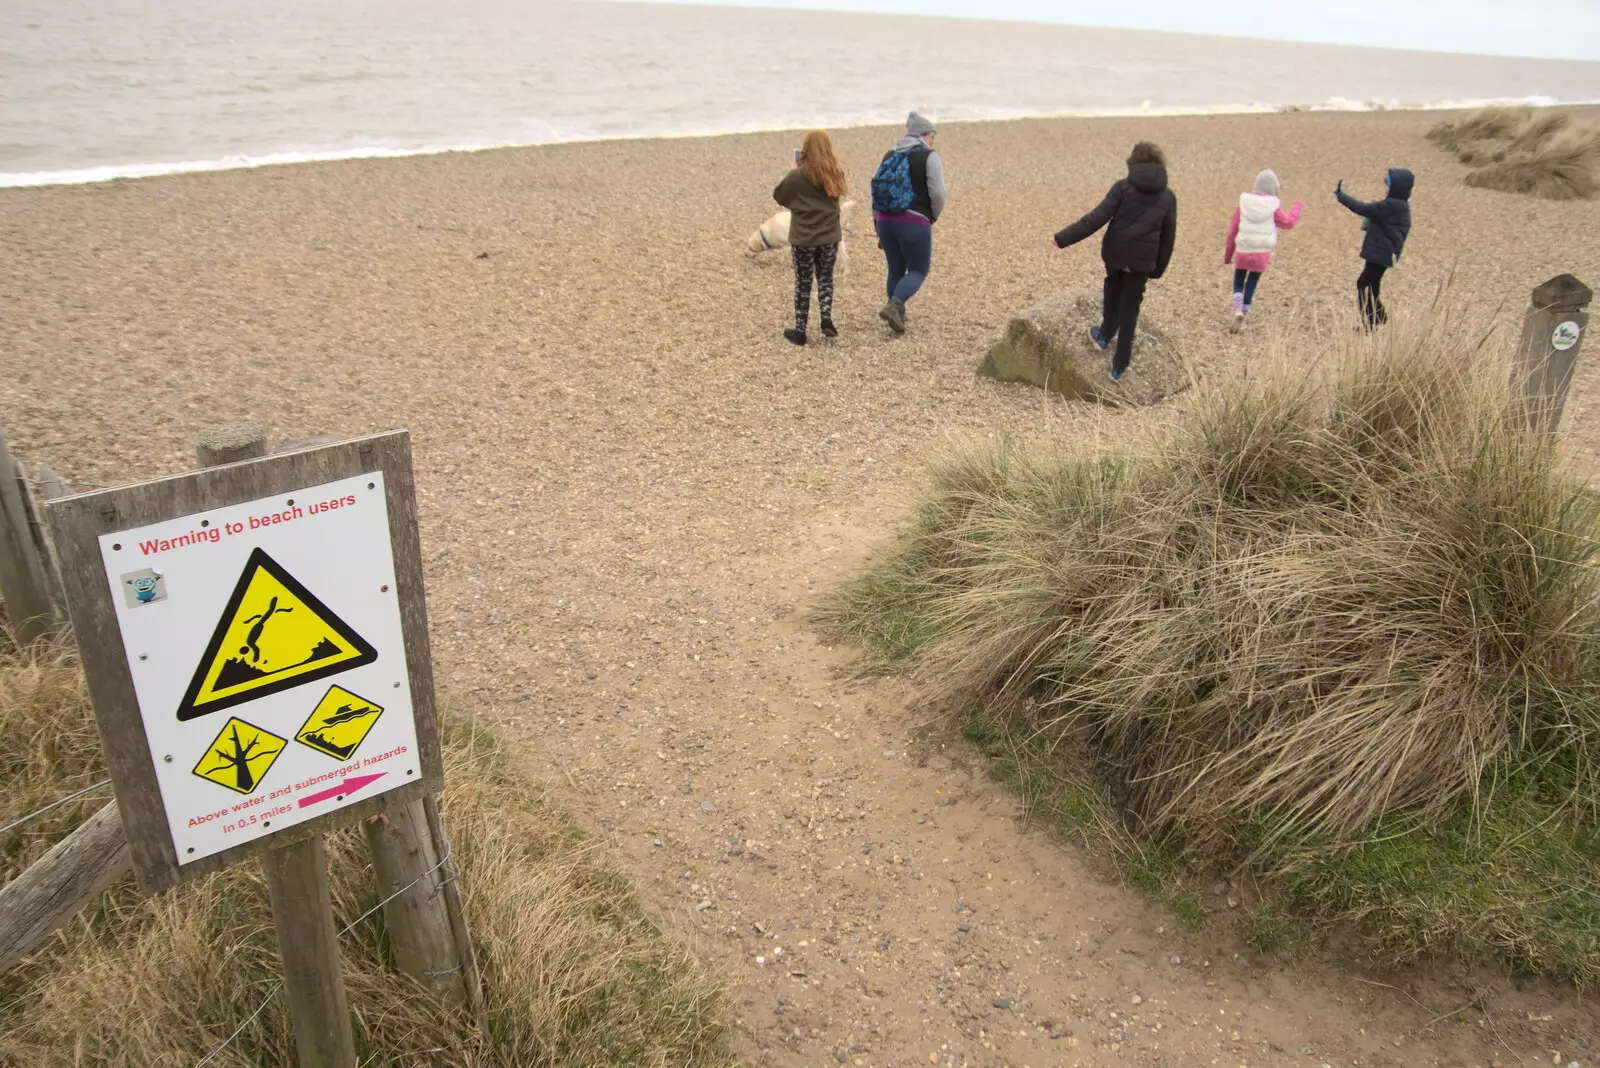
left=297, top=772, right=386, bottom=809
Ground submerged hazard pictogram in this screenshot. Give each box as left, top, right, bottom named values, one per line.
left=296, top=685, right=385, bottom=760
left=175, top=547, right=377, bottom=721
left=192, top=716, right=287, bottom=795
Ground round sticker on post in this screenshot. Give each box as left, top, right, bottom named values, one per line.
left=1553, top=321, right=1583, bottom=352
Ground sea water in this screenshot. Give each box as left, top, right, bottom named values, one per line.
left=4, top=0, right=1600, bottom=187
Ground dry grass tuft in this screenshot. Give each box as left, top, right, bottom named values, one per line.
left=820, top=308, right=1600, bottom=981
left=0, top=640, right=730, bottom=1067
left=1429, top=106, right=1600, bottom=200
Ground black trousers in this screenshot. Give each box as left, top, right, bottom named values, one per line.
left=1357, top=261, right=1388, bottom=328
left=1100, top=268, right=1150, bottom=374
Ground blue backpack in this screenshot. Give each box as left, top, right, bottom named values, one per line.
left=871, top=150, right=916, bottom=213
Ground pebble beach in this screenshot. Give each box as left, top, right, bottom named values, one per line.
left=7, top=109, right=1600, bottom=1061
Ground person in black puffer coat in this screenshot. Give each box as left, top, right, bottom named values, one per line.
left=1054, top=141, right=1178, bottom=379
left=1335, top=167, right=1413, bottom=329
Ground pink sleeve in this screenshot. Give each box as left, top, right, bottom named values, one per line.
left=1224, top=208, right=1240, bottom=263
left=1275, top=201, right=1302, bottom=229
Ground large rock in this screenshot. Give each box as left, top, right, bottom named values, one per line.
left=979, top=292, right=1189, bottom=407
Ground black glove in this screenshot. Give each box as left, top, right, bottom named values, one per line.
left=1335, top=179, right=1344, bottom=196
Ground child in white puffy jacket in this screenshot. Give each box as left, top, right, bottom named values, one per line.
left=1222, top=169, right=1302, bottom=332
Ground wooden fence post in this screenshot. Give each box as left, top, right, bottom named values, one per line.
left=265, top=836, right=358, bottom=1068
left=0, top=428, right=59, bottom=645
left=196, top=421, right=268, bottom=467
left=361, top=798, right=470, bottom=1007
left=1517, top=273, right=1592, bottom=435
left=423, top=793, right=484, bottom=1021
left=0, top=802, right=130, bottom=974
left=24, top=462, right=69, bottom=617
left=200, top=424, right=358, bottom=1068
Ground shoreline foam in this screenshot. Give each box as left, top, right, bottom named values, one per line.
left=1, top=93, right=1584, bottom=190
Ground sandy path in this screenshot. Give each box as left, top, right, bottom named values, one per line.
left=5, top=110, right=1600, bottom=1065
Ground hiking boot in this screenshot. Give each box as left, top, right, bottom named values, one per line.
left=878, top=300, right=906, bottom=334
left=1230, top=312, right=1245, bottom=334
left=820, top=318, right=838, bottom=339
left=1089, top=326, right=1110, bottom=351
left=783, top=328, right=807, bottom=346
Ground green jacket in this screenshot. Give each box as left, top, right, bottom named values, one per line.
left=774, top=169, right=841, bottom=248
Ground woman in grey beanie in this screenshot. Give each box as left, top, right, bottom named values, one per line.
left=869, top=110, right=947, bottom=334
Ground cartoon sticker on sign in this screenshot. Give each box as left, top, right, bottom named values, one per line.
left=95, top=471, right=422, bottom=866
left=176, top=548, right=377, bottom=721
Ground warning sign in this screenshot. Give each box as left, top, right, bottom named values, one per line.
left=85, top=466, right=426, bottom=871
left=176, top=548, right=377, bottom=722
left=296, top=685, right=385, bottom=760
left=193, top=717, right=287, bottom=795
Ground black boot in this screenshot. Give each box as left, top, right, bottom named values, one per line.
left=820, top=318, right=838, bottom=339
left=783, top=328, right=807, bottom=346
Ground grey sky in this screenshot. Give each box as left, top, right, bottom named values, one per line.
left=658, top=0, right=1600, bottom=61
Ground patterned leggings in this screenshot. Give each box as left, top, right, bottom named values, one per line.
left=791, top=243, right=838, bottom=331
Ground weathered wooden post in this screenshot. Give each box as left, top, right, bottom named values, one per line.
left=205, top=424, right=358, bottom=1068
left=196, top=421, right=269, bottom=468
left=0, top=428, right=60, bottom=645
left=0, top=802, right=130, bottom=974
left=1517, top=273, right=1592, bottom=435
left=45, top=430, right=447, bottom=1068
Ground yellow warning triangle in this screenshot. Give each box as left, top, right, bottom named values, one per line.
left=176, top=548, right=377, bottom=722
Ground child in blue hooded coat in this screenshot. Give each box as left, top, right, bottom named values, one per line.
left=1335, top=167, right=1413, bottom=328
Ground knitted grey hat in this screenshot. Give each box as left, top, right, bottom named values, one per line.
left=1253, top=169, right=1281, bottom=197
left=906, top=111, right=937, bottom=137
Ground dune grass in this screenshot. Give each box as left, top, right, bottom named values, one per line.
left=0, top=637, right=731, bottom=1067
left=818, top=310, right=1600, bottom=983
left=1428, top=106, right=1600, bottom=200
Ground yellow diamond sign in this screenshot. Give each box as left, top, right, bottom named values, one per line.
left=296, top=685, right=385, bottom=761
left=192, top=717, right=287, bottom=795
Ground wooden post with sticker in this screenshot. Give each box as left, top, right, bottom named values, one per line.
left=1518, top=273, right=1592, bottom=435
left=45, top=429, right=447, bottom=1068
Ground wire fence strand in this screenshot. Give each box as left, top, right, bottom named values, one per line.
left=0, top=779, right=112, bottom=836
left=192, top=842, right=458, bottom=1068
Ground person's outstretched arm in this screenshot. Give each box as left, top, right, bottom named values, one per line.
left=1275, top=202, right=1303, bottom=229
left=1224, top=207, right=1240, bottom=264
left=1055, top=183, right=1123, bottom=248
left=925, top=152, right=947, bottom=221
left=1335, top=180, right=1378, bottom=218
left=1152, top=198, right=1177, bottom=279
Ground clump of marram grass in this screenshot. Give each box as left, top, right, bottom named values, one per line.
left=1428, top=106, right=1600, bottom=199
left=820, top=310, right=1600, bottom=981
left=0, top=640, right=731, bottom=1068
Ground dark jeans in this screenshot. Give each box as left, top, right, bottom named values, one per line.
left=1232, top=268, right=1262, bottom=306
left=1100, top=268, right=1150, bottom=374
left=1357, top=261, right=1389, bottom=327
left=875, top=219, right=933, bottom=304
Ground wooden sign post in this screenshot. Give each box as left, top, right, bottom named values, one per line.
left=1517, top=273, right=1592, bottom=435
left=45, top=430, right=446, bottom=1068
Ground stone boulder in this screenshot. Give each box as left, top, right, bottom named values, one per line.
left=979, top=292, right=1189, bottom=407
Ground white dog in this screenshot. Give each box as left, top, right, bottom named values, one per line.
left=746, top=200, right=856, bottom=277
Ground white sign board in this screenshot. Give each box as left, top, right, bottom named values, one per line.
left=98, top=472, right=420, bottom=864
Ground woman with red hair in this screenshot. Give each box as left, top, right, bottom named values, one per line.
left=774, top=129, right=848, bottom=345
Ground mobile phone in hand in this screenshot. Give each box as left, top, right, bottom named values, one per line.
left=793, top=148, right=802, bottom=165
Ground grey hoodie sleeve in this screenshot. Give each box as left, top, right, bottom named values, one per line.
left=925, top=151, right=947, bottom=222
